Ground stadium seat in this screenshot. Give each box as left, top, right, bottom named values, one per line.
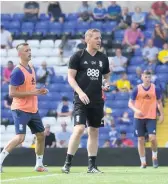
left=127, top=66, right=137, bottom=74
left=31, top=56, right=47, bottom=66
left=13, top=13, right=24, bottom=21
left=67, top=13, right=78, bottom=21
left=114, top=30, right=124, bottom=39
left=12, top=40, right=25, bottom=48
left=111, top=109, right=123, bottom=117
left=105, top=92, right=115, bottom=100
left=63, top=22, right=76, bottom=30
left=0, top=125, right=6, bottom=134
left=39, top=13, right=50, bottom=21
left=6, top=125, right=15, bottom=133
left=35, top=21, right=49, bottom=30
left=47, top=57, right=61, bottom=66
left=47, top=49, right=60, bottom=57
left=0, top=49, right=7, bottom=57
left=129, top=56, right=144, bottom=65
left=1, top=21, right=10, bottom=29
left=157, top=74, right=168, bottom=83
left=49, top=22, right=63, bottom=31
left=38, top=109, right=47, bottom=117
left=22, top=22, right=34, bottom=30
left=27, top=40, right=40, bottom=48
left=7, top=48, right=18, bottom=57
left=90, top=21, right=103, bottom=30
left=111, top=100, right=128, bottom=109
left=4, top=57, right=19, bottom=66
left=42, top=117, right=57, bottom=126
left=76, top=22, right=90, bottom=32
left=9, top=21, right=20, bottom=30
left=1, top=14, right=12, bottom=21
left=40, top=40, right=54, bottom=48
left=115, top=93, right=130, bottom=100
left=156, top=65, right=168, bottom=74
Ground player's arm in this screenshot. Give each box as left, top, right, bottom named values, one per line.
left=128, top=87, right=144, bottom=117
left=68, top=53, right=90, bottom=105
left=156, top=87, right=164, bottom=123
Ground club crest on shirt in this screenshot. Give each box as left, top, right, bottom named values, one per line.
left=99, top=61, right=102, bottom=67
left=31, top=77, right=35, bottom=85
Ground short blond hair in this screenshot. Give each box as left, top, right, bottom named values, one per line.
left=85, top=29, right=101, bottom=43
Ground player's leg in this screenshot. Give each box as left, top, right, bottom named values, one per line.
left=146, top=119, right=158, bottom=168
left=28, top=112, right=47, bottom=172
left=134, top=118, right=147, bottom=168
left=62, top=103, right=86, bottom=173
left=0, top=110, right=29, bottom=172
left=87, top=104, right=104, bottom=173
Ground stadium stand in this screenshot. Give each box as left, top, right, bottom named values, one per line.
left=1, top=2, right=168, bottom=149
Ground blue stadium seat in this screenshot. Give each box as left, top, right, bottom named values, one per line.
left=1, top=21, right=10, bottom=29
left=22, top=22, right=34, bottom=30
left=48, top=102, right=58, bottom=110
left=38, top=101, right=50, bottom=109
left=156, top=65, right=168, bottom=74
left=105, top=92, right=115, bottom=100
left=157, top=74, right=168, bottom=83
left=61, top=84, right=73, bottom=92
left=48, top=30, right=62, bottom=36
left=111, top=100, right=128, bottom=109
left=76, top=22, right=90, bottom=32
left=67, top=13, right=78, bottom=21
left=80, top=138, right=87, bottom=148
left=99, top=127, right=111, bottom=134
left=130, top=56, right=144, bottom=65
left=114, top=30, right=124, bottom=38
left=13, top=13, right=24, bottom=21
left=1, top=109, right=12, bottom=118
left=49, top=22, right=63, bottom=31
left=146, top=20, right=159, bottom=29
left=134, top=48, right=142, bottom=56
left=39, top=13, right=50, bottom=21
left=35, top=22, right=49, bottom=30
left=115, top=92, right=130, bottom=100
left=9, top=29, right=20, bottom=36
left=1, top=14, right=12, bottom=21
left=9, top=21, right=20, bottom=29
left=63, top=22, right=76, bottom=29
left=34, top=29, right=47, bottom=36
left=127, top=66, right=137, bottom=74
left=48, top=92, right=62, bottom=101
left=90, top=21, right=103, bottom=30
left=62, top=28, right=75, bottom=35
left=2, top=84, right=9, bottom=92
left=38, top=109, right=47, bottom=117
left=102, top=21, right=117, bottom=30
left=111, top=109, right=123, bottom=117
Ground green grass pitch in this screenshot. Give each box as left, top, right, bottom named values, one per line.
left=1, top=167, right=168, bottom=184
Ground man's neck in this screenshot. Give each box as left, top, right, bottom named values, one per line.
left=142, top=83, right=151, bottom=88
left=86, top=47, right=97, bottom=56
left=20, top=60, right=29, bottom=68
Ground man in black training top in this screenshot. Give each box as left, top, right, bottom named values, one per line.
left=62, top=29, right=110, bottom=173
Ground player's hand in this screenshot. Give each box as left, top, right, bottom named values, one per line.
left=102, top=82, right=110, bottom=91
left=35, top=88, right=49, bottom=95
left=135, top=109, right=144, bottom=117
left=79, top=91, right=90, bottom=105
left=158, top=114, right=164, bottom=124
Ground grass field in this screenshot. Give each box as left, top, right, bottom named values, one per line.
left=1, top=167, right=168, bottom=184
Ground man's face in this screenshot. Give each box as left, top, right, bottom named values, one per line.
left=19, top=45, right=31, bottom=62
left=42, top=62, right=47, bottom=69
left=122, top=74, right=127, bottom=80
left=88, top=32, right=101, bottom=51
left=131, top=23, right=138, bottom=30
left=147, top=39, right=153, bottom=47
left=121, top=133, right=126, bottom=140
left=163, top=43, right=168, bottom=50
left=136, top=68, right=142, bottom=76
left=116, top=49, right=121, bottom=56
left=142, top=74, right=151, bottom=85
left=63, top=100, right=68, bottom=106
left=8, top=62, right=13, bottom=69
left=45, top=127, right=50, bottom=133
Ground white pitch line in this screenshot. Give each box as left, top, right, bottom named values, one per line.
left=1, top=174, right=60, bottom=183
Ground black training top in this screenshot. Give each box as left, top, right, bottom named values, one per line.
left=68, top=49, right=110, bottom=103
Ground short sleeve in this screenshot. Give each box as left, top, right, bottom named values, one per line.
left=102, top=56, right=110, bottom=75
left=155, top=87, right=162, bottom=100
left=10, top=68, right=25, bottom=86
left=130, top=87, right=138, bottom=100
left=68, top=52, right=80, bottom=70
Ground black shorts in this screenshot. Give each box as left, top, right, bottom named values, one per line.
left=73, top=101, right=104, bottom=128
left=134, top=118, right=156, bottom=137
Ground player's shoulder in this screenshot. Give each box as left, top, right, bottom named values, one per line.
left=11, top=66, right=23, bottom=75
left=73, top=49, right=85, bottom=58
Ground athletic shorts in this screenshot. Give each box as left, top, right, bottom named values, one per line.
left=73, top=101, right=104, bottom=128
left=12, top=109, right=44, bottom=134
left=134, top=118, right=156, bottom=137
